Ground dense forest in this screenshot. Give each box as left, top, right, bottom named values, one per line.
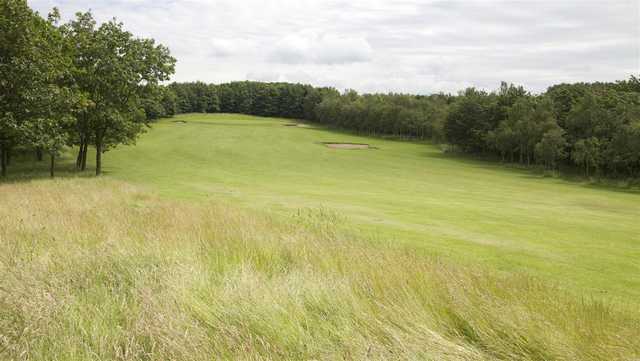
left=164, top=78, right=640, bottom=179
left=2, top=0, right=639, bottom=179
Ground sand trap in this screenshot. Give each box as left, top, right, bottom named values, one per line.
left=172, top=120, right=187, bottom=124
left=324, top=143, right=370, bottom=149
left=283, top=123, right=314, bottom=128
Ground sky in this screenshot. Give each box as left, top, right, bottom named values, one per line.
left=30, top=0, right=640, bottom=94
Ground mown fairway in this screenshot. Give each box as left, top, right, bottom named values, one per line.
left=86, top=113, right=639, bottom=301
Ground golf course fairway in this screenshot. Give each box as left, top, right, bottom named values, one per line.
left=95, top=113, right=639, bottom=301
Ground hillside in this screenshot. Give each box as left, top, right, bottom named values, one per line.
left=1, top=178, right=639, bottom=360
left=104, top=114, right=640, bottom=299
left=4, top=113, right=640, bottom=360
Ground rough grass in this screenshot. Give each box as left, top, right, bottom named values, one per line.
left=6, top=113, right=640, bottom=301
left=1, top=179, right=639, bottom=360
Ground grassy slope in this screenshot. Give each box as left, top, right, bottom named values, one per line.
left=1, top=179, right=639, bottom=360
left=91, top=113, right=640, bottom=301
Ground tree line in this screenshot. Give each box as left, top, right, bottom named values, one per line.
left=166, top=78, right=640, bottom=179
left=1, top=0, right=175, bottom=177
left=441, top=81, right=640, bottom=177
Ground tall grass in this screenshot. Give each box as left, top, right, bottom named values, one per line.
left=1, top=179, right=638, bottom=360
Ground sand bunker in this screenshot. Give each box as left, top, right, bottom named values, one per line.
left=283, top=123, right=313, bottom=128
left=324, top=143, right=370, bottom=149
left=172, top=120, right=187, bottom=124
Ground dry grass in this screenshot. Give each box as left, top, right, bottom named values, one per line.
left=0, top=178, right=639, bottom=360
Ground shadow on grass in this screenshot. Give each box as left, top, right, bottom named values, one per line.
left=301, top=123, right=434, bottom=147
left=4, top=116, right=640, bottom=198
left=177, top=121, right=283, bottom=127
left=425, top=150, right=640, bottom=195
left=277, top=120, right=640, bottom=196
left=0, top=154, right=97, bottom=184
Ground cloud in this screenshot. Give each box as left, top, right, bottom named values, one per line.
left=208, top=38, right=256, bottom=58
left=29, top=0, right=640, bottom=94
left=268, top=33, right=373, bottom=65
left=246, top=70, right=316, bottom=85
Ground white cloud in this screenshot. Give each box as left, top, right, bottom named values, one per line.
left=246, top=70, right=317, bottom=85
left=268, top=33, right=373, bottom=65
left=29, top=0, right=640, bottom=94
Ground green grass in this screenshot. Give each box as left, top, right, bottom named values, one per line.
left=1, top=179, right=638, bottom=360
left=104, top=113, right=640, bottom=301
left=3, top=113, right=640, bottom=360
left=7, top=113, right=640, bottom=301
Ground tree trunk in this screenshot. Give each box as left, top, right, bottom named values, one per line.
left=36, top=148, right=44, bottom=161
left=95, top=142, right=102, bottom=176
left=5, top=148, right=10, bottom=166
left=76, top=140, right=84, bottom=170
left=50, top=153, right=55, bottom=178
left=0, top=146, right=6, bottom=177
left=519, top=148, right=523, bottom=164
left=81, top=142, right=88, bottom=171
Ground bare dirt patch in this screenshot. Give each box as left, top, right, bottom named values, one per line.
left=324, top=143, right=370, bottom=150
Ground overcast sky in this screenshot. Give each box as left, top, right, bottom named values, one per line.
left=30, top=0, right=640, bottom=94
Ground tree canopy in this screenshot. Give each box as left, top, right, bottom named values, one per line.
left=0, top=2, right=175, bottom=177
left=63, top=12, right=175, bottom=175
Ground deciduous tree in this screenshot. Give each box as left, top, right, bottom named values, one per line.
left=64, top=12, right=175, bottom=175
